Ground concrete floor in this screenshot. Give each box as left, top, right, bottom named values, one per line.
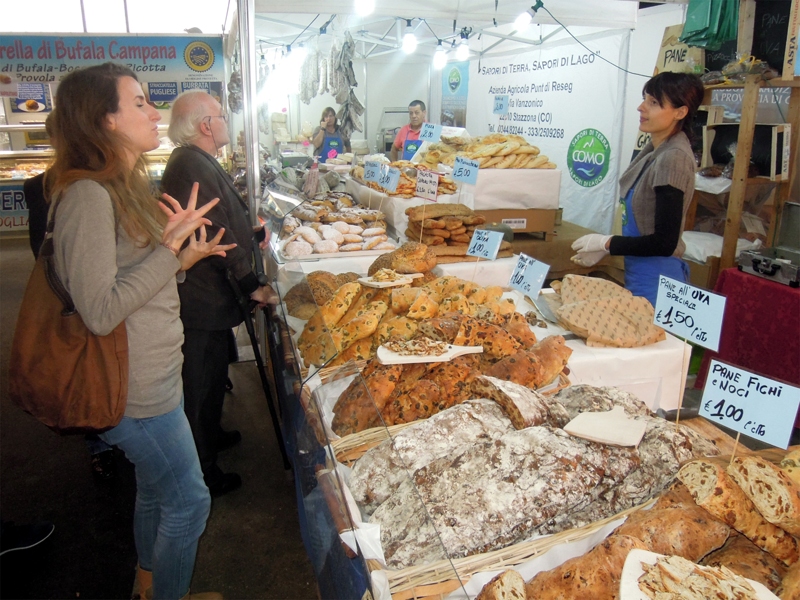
left=0, top=236, right=317, bottom=599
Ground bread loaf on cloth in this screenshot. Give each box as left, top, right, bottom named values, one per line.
left=476, top=569, right=525, bottom=600
left=524, top=535, right=647, bottom=600
left=678, top=459, right=800, bottom=566
left=367, top=241, right=437, bottom=275
left=727, top=455, right=800, bottom=537
left=702, top=532, right=787, bottom=593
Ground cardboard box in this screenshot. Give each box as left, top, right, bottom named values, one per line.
left=474, top=208, right=557, bottom=237
left=472, top=169, right=561, bottom=211
left=655, top=24, right=705, bottom=75
left=686, top=256, right=720, bottom=290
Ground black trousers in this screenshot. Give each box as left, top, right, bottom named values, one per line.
left=181, top=328, right=230, bottom=481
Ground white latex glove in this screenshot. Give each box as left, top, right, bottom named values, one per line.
left=571, top=233, right=612, bottom=254
left=570, top=249, right=608, bottom=267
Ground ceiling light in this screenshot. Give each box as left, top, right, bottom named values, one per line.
left=433, top=40, right=447, bottom=70
left=456, top=35, right=469, bottom=61
left=354, top=0, right=375, bottom=17
left=514, top=10, right=533, bottom=31
left=402, top=20, right=417, bottom=54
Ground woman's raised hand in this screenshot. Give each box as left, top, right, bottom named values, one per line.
left=179, top=225, right=237, bottom=272
left=159, top=182, right=219, bottom=249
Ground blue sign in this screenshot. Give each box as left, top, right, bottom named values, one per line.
left=364, top=160, right=381, bottom=183
left=419, top=123, right=442, bottom=143
left=509, top=253, right=550, bottom=296
left=147, top=82, right=179, bottom=102
left=378, top=165, right=401, bottom=193
left=466, top=229, right=504, bottom=261
left=654, top=276, right=726, bottom=352
left=0, top=183, right=29, bottom=232
left=493, top=94, right=510, bottom=115
left=452, top=156, right=480, bottom=185
left=700, top=360, right=800, bottom=449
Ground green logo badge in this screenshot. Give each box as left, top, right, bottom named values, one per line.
left=448, top=67, right=461, bottom=93
left=567, top=129, right=610, bottom=188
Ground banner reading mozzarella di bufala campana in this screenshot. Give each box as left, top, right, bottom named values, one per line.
left=466, top=31, right=629, bottom=233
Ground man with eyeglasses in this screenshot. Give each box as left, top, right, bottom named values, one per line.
left=161, top=90, right=277, bottom=498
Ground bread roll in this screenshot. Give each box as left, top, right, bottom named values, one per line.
left=678, top=459, right=800, bottom=566
left=727, top=456, right=800, bottom=537
left=702, top=532, right=787, bottom=592
left=524, top=535, right=647, bottom=600
left=476, top=569, right=525, bottom=600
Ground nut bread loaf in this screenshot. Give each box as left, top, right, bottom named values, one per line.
left=475, top=569, right=525, bottom=600
left=702, top=532, right=787, bottom=592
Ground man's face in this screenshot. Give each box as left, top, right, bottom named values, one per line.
left=204, top=97, right=231, bottom=149
left=408, top=105, right=426, bottom=129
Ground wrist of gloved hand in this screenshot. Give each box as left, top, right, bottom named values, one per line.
left=571, top=233, right=612, bottom=254
left=570, top=249, right=608, bottom=267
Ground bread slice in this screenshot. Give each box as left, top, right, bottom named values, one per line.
left=476, top=569, right=525, bottom=600
left=727, top=456, right=800, bottom=537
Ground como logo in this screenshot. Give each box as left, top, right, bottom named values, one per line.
left=448, top=67, right=462, bottom=92
left=567, top=128, right=611, bottom=188
left=184, top=41, right=215, bottom=72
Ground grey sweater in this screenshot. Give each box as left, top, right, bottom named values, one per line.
left=53, top=180, right=184, bottom=419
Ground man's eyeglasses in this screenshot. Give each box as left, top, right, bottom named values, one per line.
left=205, top=115, right=228, bottom=123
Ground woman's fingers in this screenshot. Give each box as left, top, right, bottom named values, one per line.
left=184, top=182, right=200, bottom=212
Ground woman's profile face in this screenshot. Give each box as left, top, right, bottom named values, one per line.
left=637, top=93, right=686, bottom=138
left=105, top=76, right=161, bottom=158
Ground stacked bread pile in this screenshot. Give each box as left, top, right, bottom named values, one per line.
left=420, top=133, right=556, bottom=170
left=349, top=161, right=457, bottom=198
left=404, top=203, right=513, bottom=263
left=280, top=196, right=397, bottom=257
left=474, top=450, right=800, bottom=599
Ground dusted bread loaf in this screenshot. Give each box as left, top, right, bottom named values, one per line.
left=678, top=459, right=800, bottom=566
left=524, top=535, right=647, bottom=600
left=470, top=375, right=570, bottom=429
left=727, top=455, right=800, bottom=537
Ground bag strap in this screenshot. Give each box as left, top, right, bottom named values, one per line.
left=40, top=201, right=77, bottom=316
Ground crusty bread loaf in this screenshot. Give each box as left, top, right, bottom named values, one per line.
left=727, top=456, right=800, bottom=537
left=476, top=569, right=525, bottom=600
left=331, top=363, right=403, bottom=436
left=678, top=459, right=800, bottom=566
left=505, top=311, right=538, bottom=348
left=523, top=535, right=647, bottom=600
left=406, top=290, right=439, bottom=320
left=391, top=242, right=437, bottom=274
left=613, top=504, right=730, bottom=561
left=777, top=560, right=800, bottom=599
left=470, top=375, right=570, bottom=430
left=452, top=316, right=522, bottom=359
left=702, top=532, right=787, bottom=592
left=782, top=449, right=800, bottom=487
left=405, top=202, right=474, bottom=222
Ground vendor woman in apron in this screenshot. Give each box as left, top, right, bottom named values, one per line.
left=389, top=100, right=427, bottom=162
left=570, top=72, right=704, bottom=306
left=312, top=107, right=351, bottom=163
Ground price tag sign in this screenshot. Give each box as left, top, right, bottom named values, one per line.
left=415, top=169, right=439, bottom=202
left=653, top=276, right=725, bottom=351
left=452, top=156, right=480, bottom=185
left=364, top=160, right=381, bottom=183
left=700, top=360, right=800, bottom=449
left=508, top=253, right=550, bottom=297
left=493, top=94, right=510, bottom=115
left=466, top=229, right=504, bottom=261
left=377, top=165, right=400, bottom=193
left=419, top=123, right=442, bottom=143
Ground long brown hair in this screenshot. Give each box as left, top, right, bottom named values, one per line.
left=49, top=62, right=164, bottom=246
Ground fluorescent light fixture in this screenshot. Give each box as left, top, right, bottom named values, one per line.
left=433, top=40, right=447, bottom=69
left=402, top=20, right=417, bottom=54
left=514, top=10, right=533, bottom=31
left=455, top=35, right=469, bottom=61
left=354, top=0, right=375, bottom=17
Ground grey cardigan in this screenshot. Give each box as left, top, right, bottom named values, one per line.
left=618, top=132, right=696, bottom=257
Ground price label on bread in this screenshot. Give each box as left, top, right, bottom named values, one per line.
left=452, top=156, right=480, bottom=185
left=363, top=160, right=381, bottom=183
left=415, top=169, right=439, bottom=202
left=466, top=229, right=504, bottom=261
left=699, top=360, right=800, bottom=449
left=378, top=165, right=401, bottom=193
left=419, top=123, right=442, bottom=143
left=654, top=276, right=725, bottom=351
left=509, top=253, right=550, bottom=297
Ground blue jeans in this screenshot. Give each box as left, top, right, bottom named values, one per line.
left=100, top=404, right=211, bottom=599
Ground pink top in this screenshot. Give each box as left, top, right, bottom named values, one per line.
left=393, top=124, right=423, bottom=149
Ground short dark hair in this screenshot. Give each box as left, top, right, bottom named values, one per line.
left=409, top=100, right=426, bottom=112
left=643, top=72, right=704, bottom=140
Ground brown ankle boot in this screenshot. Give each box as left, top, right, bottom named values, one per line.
left=179, top=592, right=223, bottom=600
left=133, top=566, right=152, bottom=600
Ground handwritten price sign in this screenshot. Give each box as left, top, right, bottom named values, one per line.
left=378, top=165, right=401, bottom=193
left=415, top=169, right=439, bottom=202
left=509, top=253, right=550, bottom=296
left=419, top=123, right=442, bottom=143
left=452, top=156, right=480, bottom=185
left=700, top=360, right=800, bottom=449
left=364, top=160, right=381, bottom=183
left=493, top=94, right=510, bottom=115
left=654, top=276, right=725, bottom=351
left=466, top=229, right=504, bottom=261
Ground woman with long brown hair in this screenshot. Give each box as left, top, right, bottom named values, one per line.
left=49, top=62, right=232, bottom=600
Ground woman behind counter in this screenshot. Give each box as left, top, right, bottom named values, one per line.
left=48, top=62, right=233, bottom=600
left=571, top=72, right=704, bottom=306
left=311, top=106, right=351, bottom=163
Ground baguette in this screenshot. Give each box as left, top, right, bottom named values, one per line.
left=727, top=456, right=800, bottom=537
left=678, top=459, right=800, bottom=566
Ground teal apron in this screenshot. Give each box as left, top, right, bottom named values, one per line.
left=402, top=137, right=421, bottom=161
left=319, top=131, right=344, bottom=163
left=621, top=180, right=689, bottom=307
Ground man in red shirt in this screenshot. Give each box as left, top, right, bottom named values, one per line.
left=390, top=100, right=427, bottom=161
